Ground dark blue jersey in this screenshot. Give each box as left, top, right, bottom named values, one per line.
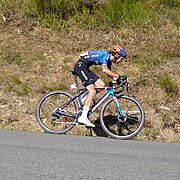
left=80, top=50, right=112, bottom=69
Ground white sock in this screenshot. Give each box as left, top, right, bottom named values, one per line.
left=81, top=106, right=89, bottom=119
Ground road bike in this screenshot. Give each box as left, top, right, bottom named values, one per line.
left=36, top=71, right=145, bottom=140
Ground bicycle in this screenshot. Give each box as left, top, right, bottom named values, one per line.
left=36, top=71, right=145, bottom=140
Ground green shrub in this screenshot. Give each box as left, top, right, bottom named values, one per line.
left=33, top=0, right=83, bottom=27
left=148, top=0, right=180, bottom=8
left=155, top=74, right=179, bottom=97
left=3, top=75, right=31, bottom=95
left=0, top=0, right=30, bottom=13
left=34, top=0, right=82, bottom=19
left=0, top=0, right=179, bottom=29
left=132, top=55, right=166, bottom=71
left=103, top=0, right=155, bottom=26
left=74, top=8, right=106, bottom=30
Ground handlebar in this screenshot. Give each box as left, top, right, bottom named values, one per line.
left=70, top=70, right=129, bottom=94
left=109, top=77, right=129, bottom=94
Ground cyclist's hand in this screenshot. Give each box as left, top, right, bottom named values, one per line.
left=117, top=75, right=127, bottom=85
left=112, top=77, right=118, bottom=84
left=116, top=76, right=122, bottom=85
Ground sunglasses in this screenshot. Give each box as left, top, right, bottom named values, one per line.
left=114, top=54, right=124, bottom=63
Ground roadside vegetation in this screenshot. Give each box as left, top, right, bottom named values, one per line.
left=0, top=0, right=179, bottom=143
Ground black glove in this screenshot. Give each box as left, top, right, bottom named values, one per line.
left=117, top=75, right=127, bottom=85
left=116, top=76, right=122, bottom=85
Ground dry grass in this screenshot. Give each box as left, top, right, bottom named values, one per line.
left=0, top=11, right=179, bottom=142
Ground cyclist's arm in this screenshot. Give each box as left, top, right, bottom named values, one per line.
left=102, top=65, right=119, bottom=79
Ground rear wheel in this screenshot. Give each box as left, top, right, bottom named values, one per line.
left=36, top=90, right=79, bottom=134
left=100, top=95, right=145, bottom=140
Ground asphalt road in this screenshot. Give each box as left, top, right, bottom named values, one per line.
left=0, top=129, right=179, bottom=180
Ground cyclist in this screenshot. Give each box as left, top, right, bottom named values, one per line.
left=74, top=45, right=126, bottom=128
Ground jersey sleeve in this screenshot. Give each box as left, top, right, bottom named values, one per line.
left=101, top=51, right=110, bottom=65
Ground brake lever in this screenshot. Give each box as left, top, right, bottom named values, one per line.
left=126, top=84, right=129, bottom=92
left=109, top=81, right=117, bottom=87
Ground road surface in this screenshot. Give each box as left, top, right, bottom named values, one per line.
left=0, top=129, right=179, bottom=179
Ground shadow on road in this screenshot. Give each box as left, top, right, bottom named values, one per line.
left=91, top=115, right=118, bottom=137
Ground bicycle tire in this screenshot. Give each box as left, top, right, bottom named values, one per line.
left=100, top=95, right=145, bottom=140
left=36, top=90, right=79, bottom=134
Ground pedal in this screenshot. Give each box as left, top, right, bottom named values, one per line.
left=76, top=109, right=82, bottom=119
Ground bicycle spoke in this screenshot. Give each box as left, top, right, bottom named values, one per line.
left=123, top=122, right=135, bottom=134
left=108, top=121, right=120, bottom=133
left=127, top=115, right=139, bottom=123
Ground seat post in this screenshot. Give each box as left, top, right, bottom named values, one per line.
left=74, top=75, right=80, bottom=94
left=70, top=70, right=80, bottom=94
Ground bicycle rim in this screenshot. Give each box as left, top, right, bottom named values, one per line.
left=36, top=90, right=79, bottom=134
left=100, top=95, right=145, bottom=140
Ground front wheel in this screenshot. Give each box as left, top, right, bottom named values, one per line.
left=36, top=90, right=79, bottom=134
left=100, top=95, right=145, bottom=140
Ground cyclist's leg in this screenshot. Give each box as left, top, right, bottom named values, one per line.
left=74, top=63, right=99, bottom=106
left=94, top=79, right=106, bottom=88
left=74, top=60, right=96, bottom=127
left=84, top=84, right=96, bottom=107
left=77, top=84, right=96, bottom=127
left=88, top=71, right=105, bottom=93
left=74, top=59, right=93, bottom=87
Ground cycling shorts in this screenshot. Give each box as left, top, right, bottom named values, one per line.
left=74, top=58, right=99, bottom=87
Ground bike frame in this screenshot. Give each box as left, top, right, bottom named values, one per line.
left=58, top=86, right=124, bottom=120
